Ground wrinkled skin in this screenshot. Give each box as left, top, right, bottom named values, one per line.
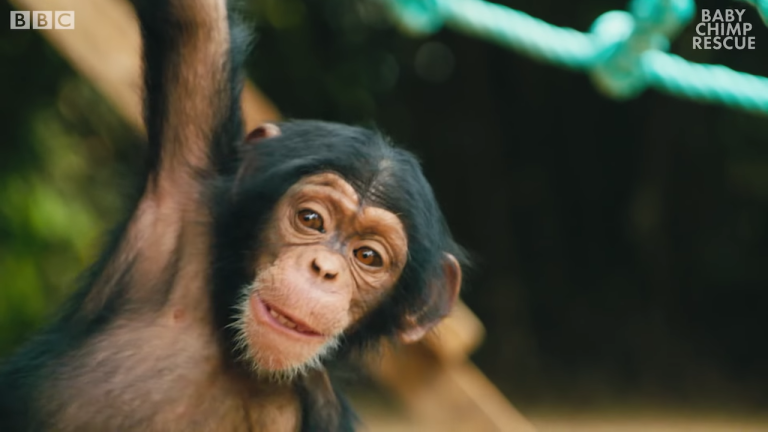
left=235, top=172, right=410, bottom=379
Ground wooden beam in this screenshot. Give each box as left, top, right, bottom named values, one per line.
left=9, top=0, right=280, bottom=131
left=369, top=343, right=537, bottom=431
left=423, top=298, right=485, bottom=364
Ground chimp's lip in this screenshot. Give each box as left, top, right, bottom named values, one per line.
left=250, top=295, right=325, bottom=339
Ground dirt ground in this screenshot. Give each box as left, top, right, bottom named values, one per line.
left=350, top=392, right=768, bottom=432
left=357, top=412, right=768, bottom=432
left=527, top=415, right=768, bottom=432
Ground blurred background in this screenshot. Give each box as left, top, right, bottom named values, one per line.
left=2, top=0, right=768, bottom=429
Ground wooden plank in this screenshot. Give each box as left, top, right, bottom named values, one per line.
left=9, top=0, right=281, bottom=131
left=369, top=343, right=537, bottom=432
left=423, top=298, right=485, bottom=364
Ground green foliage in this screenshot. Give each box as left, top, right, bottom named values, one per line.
left=0, top=3, right=140, bottom=354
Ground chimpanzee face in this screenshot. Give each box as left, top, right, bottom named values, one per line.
left=220, top=122, right=463, bottom=382
left=233, top=172, right=409, bottom=380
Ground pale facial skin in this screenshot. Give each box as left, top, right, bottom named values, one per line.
left=234, top=172, right=409, bottom=380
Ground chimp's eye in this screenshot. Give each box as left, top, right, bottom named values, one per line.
left=297, top=209, right=324, bottom=232
left=354, top=247, right=383, bottom=267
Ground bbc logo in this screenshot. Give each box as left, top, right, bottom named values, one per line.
left=10, top=11, right=75, bottom=30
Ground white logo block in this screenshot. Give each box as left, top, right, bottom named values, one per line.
left=55, top=11, right=75, bottom=29
left=10, top=11, right=30, bottom=29
left=33, top=11, right=52, bottom=30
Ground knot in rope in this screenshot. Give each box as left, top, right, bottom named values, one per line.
left=383, top=0, right=768, bottom=115
left=589, top=0, right=695, bottom=99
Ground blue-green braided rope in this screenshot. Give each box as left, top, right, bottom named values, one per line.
left=385, top=0, right=768, bottom=115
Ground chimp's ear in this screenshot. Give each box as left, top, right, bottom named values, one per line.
left=233, top=123, right=281, bottom=192
left=398, top=253, right=462, bottom=344
left=244, top=123, right=281, bottom=144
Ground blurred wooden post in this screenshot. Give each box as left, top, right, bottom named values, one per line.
left=9, top=0, right=535, bottom=430
left=369, top=343, right=535, bottom=431
left=8, top=0, right=281, bottom=131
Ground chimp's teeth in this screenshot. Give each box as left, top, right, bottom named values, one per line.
left=268, top=306, right=300, bottom=330
left=283, top=319, right=297, bottom=329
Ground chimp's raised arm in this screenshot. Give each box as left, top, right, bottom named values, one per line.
left=0, top=1, right=467, bottom=431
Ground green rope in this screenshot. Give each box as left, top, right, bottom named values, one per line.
left=385, top=0, right=768, bottom=115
